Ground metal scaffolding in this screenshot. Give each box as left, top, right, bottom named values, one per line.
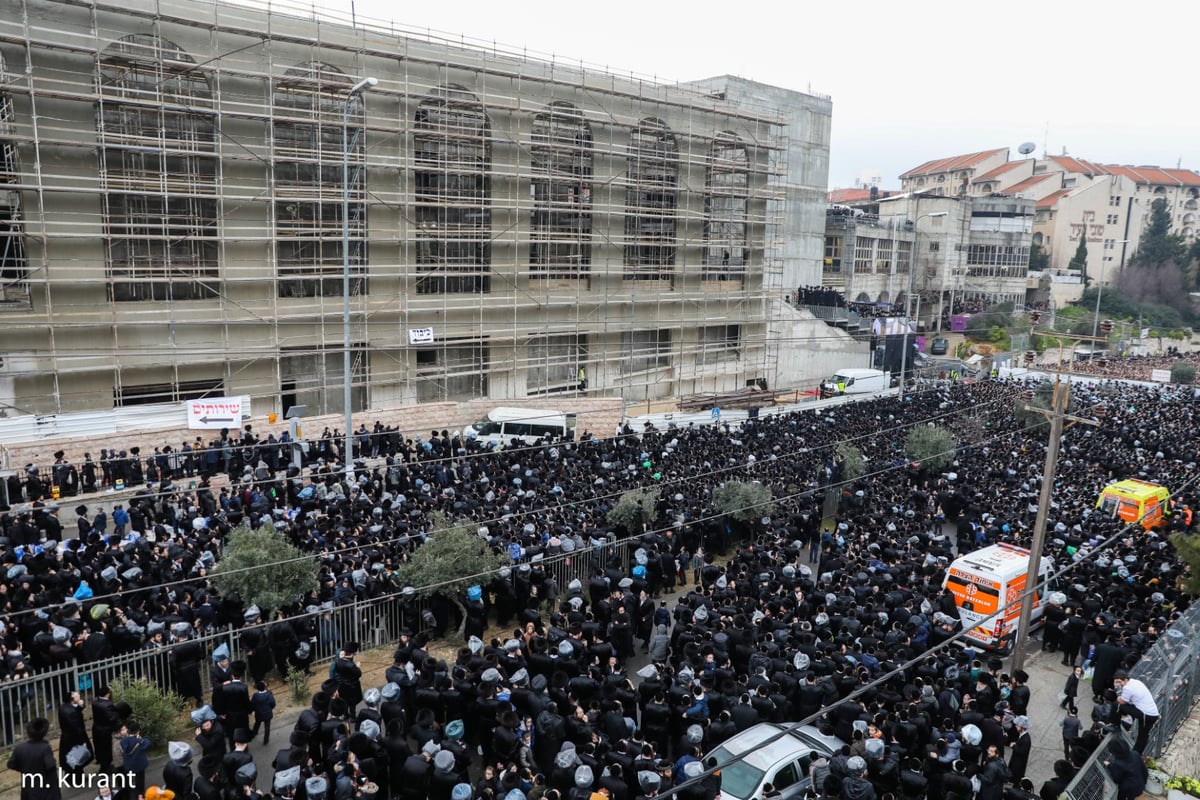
left=0, top=0, right=810, bottom=416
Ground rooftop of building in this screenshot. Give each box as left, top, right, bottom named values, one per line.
left=899, top=148, right=1008, bottom=179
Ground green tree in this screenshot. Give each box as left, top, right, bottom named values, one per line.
left=1028, top=242, right=1050, bottom=271
left=711, top=481, right=774, bottom=524
left=396, top=512, right=509, bottom=637
left=1169, top=532, right=1200, bottom=596
left=835, top=442, right=865, bottom=482
left=607, top=487, right=660, bottom=535
left=1133, top=198, right=1187, bottom=268
left=209, top=527, right=318, bottom=615
left=1069, top=233, right=1090, bottom=286
left=904, top=424, right=956, bottom=472
left=112, top=676, right=186, bottom=749
left=1171, top=360, right=1196, bottom=385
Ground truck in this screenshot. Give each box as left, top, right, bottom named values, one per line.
left=943, top=543, right=1055, bottom=651
left=819, top=368, right=890, bottom=399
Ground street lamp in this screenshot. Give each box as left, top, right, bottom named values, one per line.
left=898, top=211, right=947, bottom=399
left=342, top=75, right=377, bottom=479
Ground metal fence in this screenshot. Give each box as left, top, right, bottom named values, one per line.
left=1065, top=601, right=1200, bottom=800
left=1063, top=730, right=1128, bottom=800
left=0, top=538, right=629, bottom=749
left=1128, top=598, right=1200, bottom=758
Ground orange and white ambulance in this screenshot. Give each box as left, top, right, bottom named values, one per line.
left=942, top=543, right=1055, bottom=651
left=1095, top=479, right=1171, bottom=530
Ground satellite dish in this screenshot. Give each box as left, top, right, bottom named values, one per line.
left=1018, top=142, right=1036, bottom=155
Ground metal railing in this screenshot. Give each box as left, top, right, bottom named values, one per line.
left=1128, top=599, right=1200, bottom=758
left=0, top=537, right=628, bottom=748
left=1063, top=730, right=1127, bottom=800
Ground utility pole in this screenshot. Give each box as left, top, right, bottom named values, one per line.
left=1011, top=377, right=1098, bottom=671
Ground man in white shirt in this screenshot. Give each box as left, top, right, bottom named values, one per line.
left=1114, top=669, right=1160, bottom=752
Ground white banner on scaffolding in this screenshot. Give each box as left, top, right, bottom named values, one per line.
left=408, top=327, right=435, bottom=345
left=186, top=398, right=245, bottom=430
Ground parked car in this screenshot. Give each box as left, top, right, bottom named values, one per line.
left=930, top=337, right=949, bottom=355
left=705, top=723, right=847, bottom=800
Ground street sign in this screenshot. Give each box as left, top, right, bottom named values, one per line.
left=711, top=407, right=720, bottom=419
left=186, top=397, right=244, bottom=430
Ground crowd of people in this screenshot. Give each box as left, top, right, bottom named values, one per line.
left=2, top=371, right=1198, bottom=800
left=1061, top=349, right=1200, bottom=382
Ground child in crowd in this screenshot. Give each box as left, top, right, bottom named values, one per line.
left=1061, top=665, right=1082, bottom=709
left=1060, top=706, right=1082, bottom=760
left=250, top=680, right=276, bottom=746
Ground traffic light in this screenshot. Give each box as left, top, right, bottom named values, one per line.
left=1100, top=319, right=1114, bottom=335
left=1023, top=350, right=1036, bottom=365
left=1029, top=310, right=1041, bottom=325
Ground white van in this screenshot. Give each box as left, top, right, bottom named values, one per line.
left=469, top=407, right=574, bottom=447
left=942, top=543, right=1055, bottom=651
left=819, top=368, right=890, bottom=399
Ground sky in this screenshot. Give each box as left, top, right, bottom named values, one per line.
left=325, top=0, right=1198, bottom=189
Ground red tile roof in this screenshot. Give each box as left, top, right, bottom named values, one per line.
left=827, top=187, right=900, bottom=204
left=1037, top=189, right=1071, bottom=209
left=900, top=148, right=1008, bottom=179
left=972, top=159, right=1029, bottom=183
left=999, top=173, right=1060, bottom=196
left=1103, top=165, right=1200, bottom=187
left=1048, top=155, right=1109, bottom=176
left=828, top=188, right=871, bottom=203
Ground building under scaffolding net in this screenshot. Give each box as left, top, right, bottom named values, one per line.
left=0, top=0, right=834, bottom=417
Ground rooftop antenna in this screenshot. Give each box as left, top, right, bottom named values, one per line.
left=1042, top=122, right=1049, bottom=159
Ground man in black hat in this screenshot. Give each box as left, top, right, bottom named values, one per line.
left=333, top=643, right=364, bottom=715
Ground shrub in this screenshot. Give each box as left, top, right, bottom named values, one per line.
left=1170, top=533, right=1200, bottom=596
left=209, top=526, right=319, bottom=616
left=1170, top=360, right=1196, bottom=385
left=607, top=488, right=660, bottom=535
left=905, top=424, right=956, bottom=472
left=112, top=676, right=186, bottom=748
left=712, top=481, right=774, bottom=524
left=286, top=666, right=311, bottom=704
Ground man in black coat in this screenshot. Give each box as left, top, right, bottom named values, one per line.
left=57, top=691, right=91, bottom=773
left=163, top=741, right=196, bottom=798
left=332, top=643, right=364, bottom=715
left=219, top=663, right=252, bottom=749
left=8, top=717, right=60, bottom=800
left=92, top=684, right=123, bottom=774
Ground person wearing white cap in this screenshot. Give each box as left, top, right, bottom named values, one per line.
left=841, top=756, right=875, bottom=800
left=1008, top=716, right=1031, bottom=782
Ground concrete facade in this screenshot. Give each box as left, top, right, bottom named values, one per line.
left=822, top=193, right=1033, bottom=329
left=0, top=0, right=832, bottom=420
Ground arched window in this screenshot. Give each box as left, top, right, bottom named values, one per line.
left=414, top=84, right=491, bottom=294
left=703, top=132, right=748, bottom=281
left=272, top=62, right=369, bottom=298
left=97, top=34, right=218, bottom=301
left=624, top=118, right=677, bottom=279
left=0, top=51, right=26, bottom=300
left=530, top=102, right=592, bottom=280
left=877, top=291, right=890, bottom=304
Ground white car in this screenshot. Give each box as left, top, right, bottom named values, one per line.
left=705, top=723, right=846, bottom=800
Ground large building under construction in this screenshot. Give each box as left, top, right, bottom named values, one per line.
left=0, top=0, right=835, bottom=418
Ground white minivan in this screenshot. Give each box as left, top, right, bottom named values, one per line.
left=819, top=368, right=891, bottom=399
left=469, top=407, right=574, bottom=447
